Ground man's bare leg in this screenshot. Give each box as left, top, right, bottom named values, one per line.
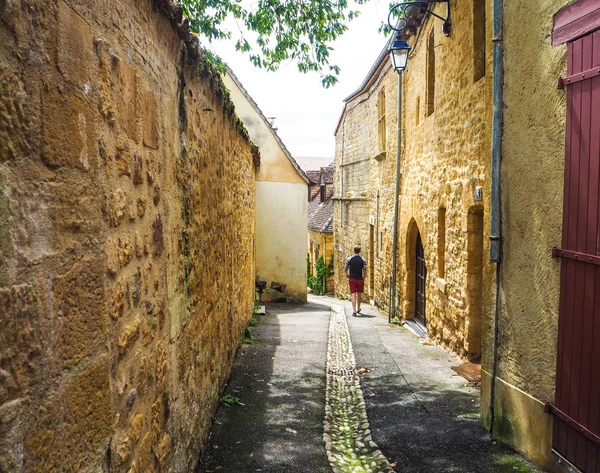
left=351, top=292, right=357, bottom=314
left=356, top=294, right=361, bottom=313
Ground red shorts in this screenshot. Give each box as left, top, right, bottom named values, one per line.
left=348, top=278, right=364, bottom=294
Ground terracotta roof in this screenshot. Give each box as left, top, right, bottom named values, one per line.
left=225, top=65, right=310, bottom=184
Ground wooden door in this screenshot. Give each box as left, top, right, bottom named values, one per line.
left=549, top=28, right=600, bottom=473
left=415, top=232, right=427, bottom=326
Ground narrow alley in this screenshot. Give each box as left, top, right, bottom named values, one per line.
left=3, top=0, right=600, bottom=472
left=198, top=298, right=541, bottom=473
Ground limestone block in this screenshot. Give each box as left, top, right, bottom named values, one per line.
left=53, top=262, right=105, bottom=370
left=60, top=355, right=112, bottom=471
left=109, top=188, right=128, bottom=227
left=143, top=91, right=159, bottom=149
left=115, top=60, right=139, bottom=143
left=118, top=236, right=134, bottom=266
left=0, top=284, right=42, bottom=404
left=137, top=432, right=156, bottom=473
left=0, top=68, right=35, bottom=163
left=132, top=153, right=144, bottom=185
left=116, top=433, right=131, bottom=462
left=25, top=355, right=111, bottom=473
left=118, top=317, right=140, bottom=357
left=115, top=143, right=132, bottom=177
left=155, top=434, right=171, bottom=466
left=129, top=413, right=144, bottom=444
left=57, top=2, right=94, bottom=90
left=24, top=398, right=61, bottom=472
left=111, top=281, right=125, bottom=320
left=0, top=398, right=28, bottom=471
left=152, top=216, right=164, bottom=256
left=137, top=198, right=147, bottom=218
left=41, top=87, right=96, bottom=170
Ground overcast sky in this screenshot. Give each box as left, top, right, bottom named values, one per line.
left=206, top=1, right=392, bottom=169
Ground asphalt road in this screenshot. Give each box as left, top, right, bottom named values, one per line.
left=197, top=297, right=544, bottom=473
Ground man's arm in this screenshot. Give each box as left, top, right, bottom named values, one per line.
left=344, top=258, right=350, bottom=278
left=362, top=257, right=367, bottom=278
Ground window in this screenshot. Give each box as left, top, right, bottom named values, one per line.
left=473, top=0, right=486, bottom=82
left=426, top=30, right=435, bottom=116
left=377, top=90, right=386, bottom=151
left=437, top=207, right=446, bottom=278
left=320, top=185, right=326, bottom=203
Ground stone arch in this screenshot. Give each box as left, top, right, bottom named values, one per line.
left=403, top=217, right=427, bottom=320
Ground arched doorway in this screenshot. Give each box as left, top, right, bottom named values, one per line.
left=415, top=231, right=427, bottom=326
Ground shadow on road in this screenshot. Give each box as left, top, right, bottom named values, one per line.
left=196, top=302, right=331, bottom=473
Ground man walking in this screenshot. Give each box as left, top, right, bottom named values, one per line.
left=345, top=246, right=367, bottom=317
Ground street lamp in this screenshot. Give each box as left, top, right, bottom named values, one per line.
left=389, top=34, right=411, bottom=73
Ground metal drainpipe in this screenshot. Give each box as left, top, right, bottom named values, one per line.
left=390, top=71, right=403, bottom=324
left=489, top=0, right=504, bottom=436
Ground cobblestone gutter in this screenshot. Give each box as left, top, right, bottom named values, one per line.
left=324, top=304, right=395, bottom=473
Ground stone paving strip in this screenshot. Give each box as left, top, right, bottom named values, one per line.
left=324, top=303, right=395, bottom=473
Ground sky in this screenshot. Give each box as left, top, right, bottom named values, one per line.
left=206, top=1, right=393, bottom=170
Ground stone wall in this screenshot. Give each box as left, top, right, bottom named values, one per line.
left=397, top=1, right=495, bottom=361
left=333, top=67, right=398, bottom=309
left=334, top=0, right=495, bottom=360
left=0, top=1, right=256, bottom=472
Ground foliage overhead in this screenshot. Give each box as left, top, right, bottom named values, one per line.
left=179, top=0, right=372, bottom=87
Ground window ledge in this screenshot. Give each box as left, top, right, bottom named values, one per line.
left=374, top=151, right=386, bottom=161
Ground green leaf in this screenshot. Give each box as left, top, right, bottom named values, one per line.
left=179, top=0, right=376, bottom=86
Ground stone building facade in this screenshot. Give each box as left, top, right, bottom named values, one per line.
left=335, top=1, right=600, bottom=471
left=0, top=1, right=257, bottom=472
left=334, top=0, right=494, bottom=361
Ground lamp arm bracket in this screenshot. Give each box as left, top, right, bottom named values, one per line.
left=388, top=1, right=451, bottom=36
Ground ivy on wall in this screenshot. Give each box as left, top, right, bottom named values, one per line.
left=308, top=255, right=333, bottom=295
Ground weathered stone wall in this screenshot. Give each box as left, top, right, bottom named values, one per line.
left=333, top=67, right=399, bottom=308
left=479, top=0, right=572, bottom=470
left=397, top=1, right=495, bottom=360
left=0, top=1, right=256, bottom=472
left=334, top=0, right=494, bottom=360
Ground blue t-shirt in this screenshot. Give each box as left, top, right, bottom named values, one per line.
left=345, top=255, right=366, bottom=280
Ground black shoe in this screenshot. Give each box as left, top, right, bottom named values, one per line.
left=357, top=309, right=362, bottom=315
left=352, top=312, right=357, bottom=317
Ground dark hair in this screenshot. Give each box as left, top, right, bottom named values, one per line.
left=354, top=246, right=361, bottom=254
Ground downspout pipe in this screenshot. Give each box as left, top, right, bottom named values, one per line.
left=489, top=0, right=504, bottom=436
left=490, top=0, right=503, bottom=263
left=390, top=71, right=402, bottom=323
